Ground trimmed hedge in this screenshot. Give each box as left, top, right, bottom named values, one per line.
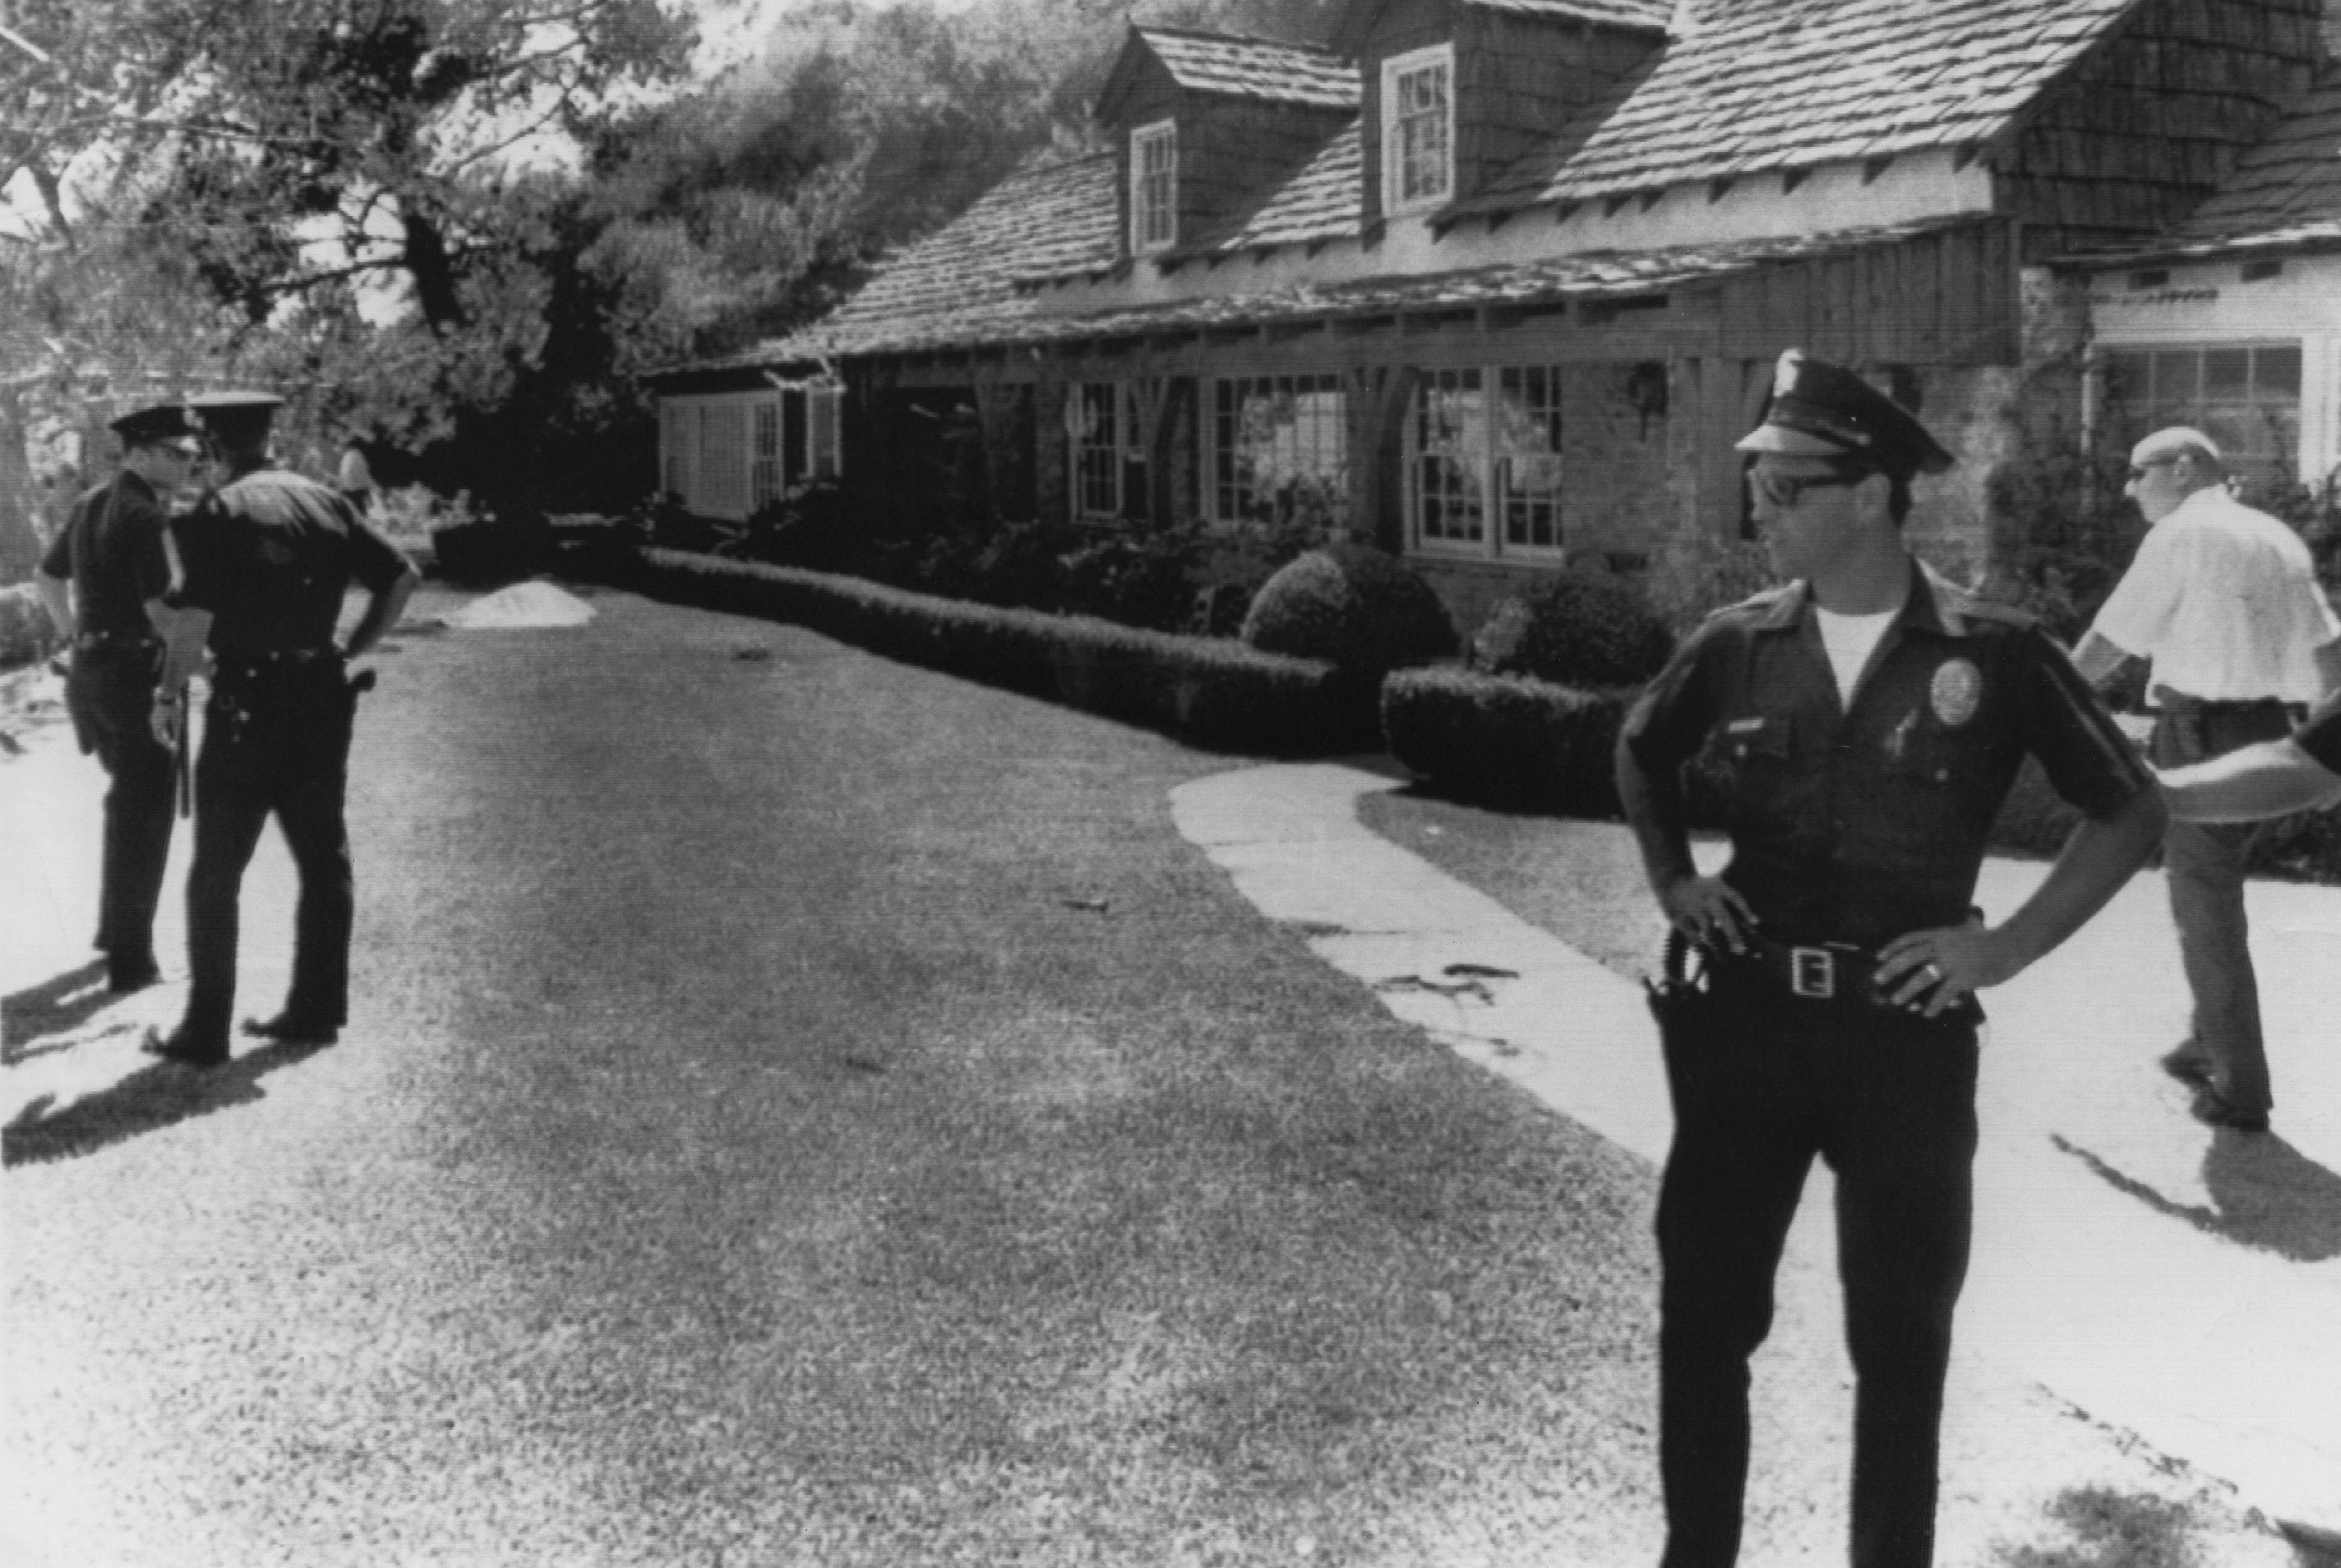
left=1383, top=667, right=1636, bottom=818
left=573, top=546, right=1380, bottom=755
left=1242, top=544, right=1456, bottom=675
left=1382, top=665, right=2341, bottom=883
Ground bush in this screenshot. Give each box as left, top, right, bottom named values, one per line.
left=581, top=547, right=1380, bottom=755
left=1469, top=568, right=1675, bottom=687
left=1643, top=525, right=1778, bottom=637
left=1383, top=667, right=1633, bottom=817
left=1240, top=543, right=1455, bottom=675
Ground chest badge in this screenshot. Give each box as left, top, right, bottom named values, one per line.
left=1930, top=658, right=1982, bottom=728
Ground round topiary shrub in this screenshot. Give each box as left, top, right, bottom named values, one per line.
left=1239, top=543, right=1456, bottom=674
left=1469, top=568, right=1675, bottom=687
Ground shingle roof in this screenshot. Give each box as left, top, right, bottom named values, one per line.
left=1180, top=120, right=1364, bottom=256
left=1461, top=0, right=2144, bottom=212
left=727, top=218, right=1981, bottom=367
left=1135, top=27, right=1359, bottom=110
left=2056, top=64, right=2341, bottom=265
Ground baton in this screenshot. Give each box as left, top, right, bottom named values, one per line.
left=174, top=686, right=191, bottom=818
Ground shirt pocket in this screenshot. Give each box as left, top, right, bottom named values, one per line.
left=1695, top=715, right=1795, bottom=820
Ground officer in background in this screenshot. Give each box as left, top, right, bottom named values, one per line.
left=144, top=391, right=418, bottom=1069
left=32, top=404, right=205, bottom=992
left=1616, top=351, right=2166, bottom=1568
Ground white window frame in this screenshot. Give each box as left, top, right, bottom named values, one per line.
left=1403, top=363, right=1573, bottom=561
left=2098, top=338, right=2309, bottom=490
left=1131, top=120, right=1178, bottom=255
left=1381, top=44, right=1454, bottom=217
left=1070, top=382, right=1144, bottom=522
left=659, top=390, right=784, bottom=521
left=1209, top=373, right=1350, bottom=528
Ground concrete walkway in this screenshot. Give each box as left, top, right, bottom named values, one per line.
left=1173, top=763, right=2341, bottom=1548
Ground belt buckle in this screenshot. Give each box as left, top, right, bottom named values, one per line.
left=1789, top=946, right=1835, bottom=1000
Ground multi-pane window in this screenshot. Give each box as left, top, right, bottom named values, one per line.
left=751, top=402, right=782, bottom=512
left=1497, top=366, right=1565, bottom=554
left=1410, top=368, right=1485, bottom=547
left=1407, top=365, right=1581, bottom=557
left=2101, top=342, right=2302, bottom=487
left=1383, top=46, right=1452, bottom=215
left=1132, top=122, right=1177, bottom=255
left=1212, top=375, right=1349, bottom=527
left=697, top=402, right=748, bottom=519
left=1072, top=381, right=1128, bottom=519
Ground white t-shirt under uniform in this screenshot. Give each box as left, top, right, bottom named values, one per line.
left=2088, top=485, right=2340, bottom=703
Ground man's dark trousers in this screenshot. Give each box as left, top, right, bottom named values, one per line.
left=1655, top=970, right=1980, bottom=1568
left=66, top=650, right=176, bottom=984
left=181, top=665, right=356, bottom=1050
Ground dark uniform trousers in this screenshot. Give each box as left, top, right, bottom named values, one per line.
left=1655, top=967, right=1978, bottom=1568
left=181, top=657, right=358, bottom=1047
left=65, top=643, right=176, bottom=974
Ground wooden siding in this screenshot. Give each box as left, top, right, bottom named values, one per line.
left=1457, top=10, right=1655, bottom=208
left=1998, top=0, right=2319, bottom=258
left=1714, top=222, right=2018, bottom=368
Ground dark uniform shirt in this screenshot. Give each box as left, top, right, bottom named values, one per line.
left=176, top=466, right=407, bottom=658
left=1622, top=562, right=2153, bottom=950
left=40, top=472, right=173, bottom=642
left=2297, top=688, right=2341, bottom=774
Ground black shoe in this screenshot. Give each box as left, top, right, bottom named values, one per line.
left=2188, top=1086, right=2270, bottom=1133
left=142, top=1027, right=228, bottom=1069
left=240, top=1013, right=340, bottom=1046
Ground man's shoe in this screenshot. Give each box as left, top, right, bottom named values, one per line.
left=2158, top=1044, right=2215, bottom=1090
left=240, top=1013, right=339, bottom=1046
left=142, top=1027, right=229, bottom=1069
left=2188, top=1086, right=2270, bottom=1133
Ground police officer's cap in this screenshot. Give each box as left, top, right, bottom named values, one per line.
left=108, top=403, right=198, bottom=449
left=1735, top=350, right=1953, bottom=479
left=187, top=389, right=286, bottom=447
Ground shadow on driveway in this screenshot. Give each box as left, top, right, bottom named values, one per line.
left=4, top=1034, right=337, bottom=1167
left=2053, top=1132, right=2341, bottom=1263
left=4, top=960, right=112, bottom=1063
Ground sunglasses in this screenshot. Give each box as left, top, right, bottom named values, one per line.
left=2125, top=457, right=2177, bottom=483
left=1748, top=463, right=1869, bottom=509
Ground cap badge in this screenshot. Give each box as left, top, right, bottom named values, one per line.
left=1930, top=658, right=1982, bottom=728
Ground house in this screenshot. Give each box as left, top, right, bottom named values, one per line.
left=649, top=0, right=2330, bottom=634
left=2061, top=59, right=2341, bottom=495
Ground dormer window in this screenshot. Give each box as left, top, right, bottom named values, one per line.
left=1382, top=44, right=1453, bottom=216
left=1131, top=120, right=1178, bottom=254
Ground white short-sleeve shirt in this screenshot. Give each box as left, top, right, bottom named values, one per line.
left=2087, top=485, right=2341, bottom=703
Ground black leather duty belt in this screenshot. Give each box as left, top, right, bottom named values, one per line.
left=215, top=647, right=337, bottom=672
left=1720, top=938, right=1887, bottom=1004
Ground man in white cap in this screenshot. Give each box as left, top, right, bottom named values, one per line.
left=2072, top=426, right=2341, bottom=1132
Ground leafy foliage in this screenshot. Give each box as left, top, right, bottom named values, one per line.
left=1469, top=568, right=1675, bottom=687
left=1240, top=544, right=1457, bottom=675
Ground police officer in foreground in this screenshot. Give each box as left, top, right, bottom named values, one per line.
left=33, top=404, right=206, bottom=993
left=144, top=392, right=418, bottom=1069
left=1616, top=351, right=2167, bottom=1568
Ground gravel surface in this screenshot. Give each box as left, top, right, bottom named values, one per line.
left=8, top=587, right=1672, bottom=1567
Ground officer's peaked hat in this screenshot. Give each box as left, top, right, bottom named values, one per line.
left=1735, top=349, right=1954, bottom=479
left=187, top=389, right=286, bottom=447
left=108, top=402, right=199, bottom=449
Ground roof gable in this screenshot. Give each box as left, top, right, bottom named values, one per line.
left=1464, top=0, right=2148, bottom=212
left=2165, top=64, right=2341, bottom=247
left=1096, top=27, right=1357, bottom=126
